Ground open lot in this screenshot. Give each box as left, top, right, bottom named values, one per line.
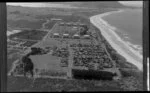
left=30, top=54, right=67, bottom=74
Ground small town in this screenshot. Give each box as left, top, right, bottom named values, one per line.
left=8, top=21, right=121, bottom=80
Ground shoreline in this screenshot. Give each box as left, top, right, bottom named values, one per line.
left=100, top=9, right=143, bottom=56
left=90, top=10, right=143, bottom=71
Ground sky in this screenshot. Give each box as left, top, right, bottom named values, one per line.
left=6, top=3, right=78, bottom=8
left=119, top=1, right=143, bottom=7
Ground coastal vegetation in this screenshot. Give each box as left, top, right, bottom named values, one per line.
left=9, top=30, right=47, bottom=40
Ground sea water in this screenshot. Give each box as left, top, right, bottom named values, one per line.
left=102, top=9, right=143, bottom=55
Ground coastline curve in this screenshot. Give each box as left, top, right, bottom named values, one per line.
left=90, top=10, right=143, bottom=71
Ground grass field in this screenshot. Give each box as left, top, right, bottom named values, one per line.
left=30, top=54, right=67, bottom=73
left=7, top=76, right=125, bottom=92
left=7, top=41, right=19, bottom=46
left=21, top=41, right=38, bottom=47
left=9, top=30, right=47, bottom=40
left=8, top=20, right=45, bottom=30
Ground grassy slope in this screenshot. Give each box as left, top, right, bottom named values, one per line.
left=9, top=30, right=47, bottom=40
left=8, top=76, right=124, bottom=92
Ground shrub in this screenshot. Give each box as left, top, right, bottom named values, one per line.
left=72, top=69, right=116, bottom=80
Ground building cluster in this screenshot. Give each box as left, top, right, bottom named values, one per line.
left=59, top=22, right=86, bottom=27
left=51, top=33, right=91, bottom=39
left=49, top=22, right=114, bottom=71
left=9, top=20, right=121, bottom=80
left=51, top=47, right=69, bottom=67
left=51, top=18, right=62, bottom=21
left=52, top=47, right=69, bottom=58
left=70, top=43, right=113, bottom=70
left=50, top=22, right=90, bottom=39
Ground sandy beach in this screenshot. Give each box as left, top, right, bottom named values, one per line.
left=90, top=10, right=143, bottom=71
left=7, top=30, right=21, bottom=36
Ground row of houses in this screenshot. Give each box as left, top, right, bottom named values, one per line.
left=59, top=22, right=86, bottom=27
left=52, top=33, right=90, bottom=39
left=51, top=18, right=62, bottom=21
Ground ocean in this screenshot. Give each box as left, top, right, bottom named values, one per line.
left=102, top=9, right=143, bottom=55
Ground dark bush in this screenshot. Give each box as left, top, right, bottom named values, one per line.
left=72, top=69, right=116, bottom=80
left=119, top=69, right=132, bottom=77
left=30, top=47, right=43, bottom=55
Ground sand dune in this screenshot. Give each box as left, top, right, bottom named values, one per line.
left=7, top=30, right=21, bottom=36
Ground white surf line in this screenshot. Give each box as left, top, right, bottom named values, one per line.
left=147, top=58, right=149, bottom=91
left=90, top=10, right=143, bottom=71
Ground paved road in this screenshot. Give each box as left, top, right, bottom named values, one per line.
left=43, top=23, right=58, bottom=41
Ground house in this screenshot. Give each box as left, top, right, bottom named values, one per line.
left=59, top=22, right=65, bottom=26
left=51, top=18, right=62, bottom=21
left=63, top=33, right=69, bottom=38
left=83, top=35, right=90, bottom=39
left=73, top=34, right=80, bottom=39
left=53, top=33, right=60, bottom=38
